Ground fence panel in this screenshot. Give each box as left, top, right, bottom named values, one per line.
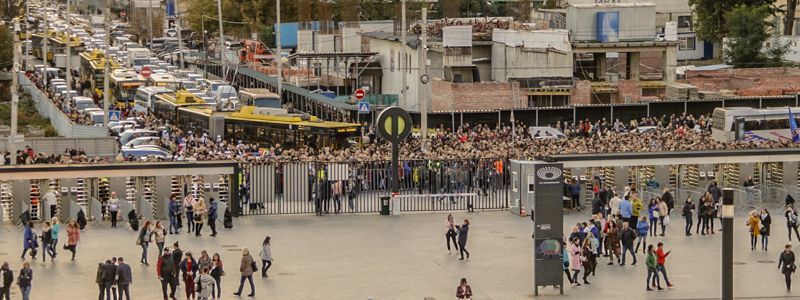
left=243, top=159, right=509, bottom=215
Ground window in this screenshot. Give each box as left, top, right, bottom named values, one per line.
left=678, top=16, right=693, bottom=29
left=679, top=37, right=696, bottom=51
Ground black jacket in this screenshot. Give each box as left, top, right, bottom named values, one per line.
left=762, top=214, right=772, bottom=235
left=779, top=250, right=796, bottom=274
left=1, top=268, right=12, bottom=288
left=457, top=225, right=469, bottom=245
left=591, top=197, right=602, bottom=214
left=103, top=262, right=117, bottom=284
left=787, top=194, right=796, bottom=208
left=116, top=263, right=132, bottom=285
left=662, top=191, right=674, bottom=210
left=682, top=202, right=695, bottom=217
left=620, top=228, right=636, bottom=246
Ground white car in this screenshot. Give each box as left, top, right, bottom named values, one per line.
left=123, top=136, right=162, bottom=148
left=121, top=146, right=172, bottom=160
left=119, top=129, right=160, bottom=145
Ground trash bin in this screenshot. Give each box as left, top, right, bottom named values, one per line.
left=380, top=196, right=390, bottom=215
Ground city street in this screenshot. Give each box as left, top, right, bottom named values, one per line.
left=1, top=211, right=799, bottom=299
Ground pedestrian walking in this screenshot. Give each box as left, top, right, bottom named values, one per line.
left=445, top=214, right=459, bottom=253
left=648, top=199, right=659, bottom=237
left=65, top=219, right=80, bottom=260
left=0, top=262, right=12, bottom=300
left=682, top=197, right=695, bottom=236
left=233, top=248, right=255, bottom=297
left=21, top=222, right=38, bottom=261
left=696, top=194, right=707, bottom=235
left=259, top=236, right=273, bottom=278
left=208, top=198, right=218, bottom=237
left=198, top=251, right=212, bottom=275
left=761, top=208, right=772, bottom=251
left=108, top=192, right=120, bottom=228
left=183, top=195, right=196, bottom=234
left=179, top=252, right=198, bottom=300
left=581, top=238, right=595, bottom=284
left=786, top=206, right=800, bottom=241
left=457, top=219, right=470, bottom=260
left=45, top=190, right=58, bottom=220
left=568, top=237, right=582, bottom=286
left=655, top=242, right=673, bottom=288
left=210, top=253, right=224, bottom=299
left=658, top=197, right=669, bottom=236
left=50, top=217, right=60, bottom=259
left=620, top=222, right=637, bottom=266
left=194, top=198, right=206, bottom=237
left=115, top=257, right=132, bottom=300
left=157, top=248, right=178, bottom=300
left=456, top=278, right=473, bottom=299
left=171, top=243, right=183, bottom=287
left=195, top=267, right=216, bottom=300
left=137, top=220, right=153, bottom=265
left=747, top=211, right=761, bottom=251
left=17, top=262, right=32, bottom=300
left=635, top=216, right=649, bottom=253
left=40, top=222, right=53, bottom=262
left=605, top=220, right=621, bottom=265
left=101, top=259, right=117, bottom=300
left=645, top=245, right=663, bottom=291
left=619, top=197, right=633, bottom=225
left=778, top=244, right=796, bottom=292
left=153, top=221, right=167, bottom=255
left=169, top=196, right=181, bottom=234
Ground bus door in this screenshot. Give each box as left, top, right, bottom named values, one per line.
left=734, top=117, right=745, bottom=140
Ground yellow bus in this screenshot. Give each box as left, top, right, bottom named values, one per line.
left=79, top=49, right=121, bottom=98
left=175, top=106, right=359, bottom=149
left=152, top=90, right=215, bottom=123
left=109, top=69, right=147, bottom=108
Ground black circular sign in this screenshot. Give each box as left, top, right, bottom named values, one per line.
left=377, top=106, right=413, bottom=144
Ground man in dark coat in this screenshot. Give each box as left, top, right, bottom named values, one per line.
left=620, top=222, right=637, bottom=266
left=102, top=259, right=117, bottom=300
left=0, top=262, right=12, bottom=300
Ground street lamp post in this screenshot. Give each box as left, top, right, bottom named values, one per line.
left=721, top=188, right=734, bottom=300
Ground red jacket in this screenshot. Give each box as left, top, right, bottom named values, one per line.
left=656, top=248, right=669, bottom=265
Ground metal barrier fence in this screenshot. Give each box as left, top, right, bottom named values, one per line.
left=19, top=73, right=107, bottom=138
left=240, top=159, right=511, bottom=215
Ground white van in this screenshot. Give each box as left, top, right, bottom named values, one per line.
left=133, top=86, right=174, bottom=113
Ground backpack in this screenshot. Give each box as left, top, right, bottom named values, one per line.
left=95, top=266, right=104, bottom=284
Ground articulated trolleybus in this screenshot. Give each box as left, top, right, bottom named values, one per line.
left=711, top=106, right=800, bottom=142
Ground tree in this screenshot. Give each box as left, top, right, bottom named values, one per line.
left=689, top=0, right=777, bottom=43
left=0, top=25, right=13, bottom=69
left=724, top=4, right=788, bottom=67
left=0, top=0, right=24, bottom=22
left=786, top=0, right=797, bottom=35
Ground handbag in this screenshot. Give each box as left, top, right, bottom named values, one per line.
left=251, top=260, right=258, bottom=272
left=759, top=226, right=767, bottom=236
left=652, top=210, right=660, bottom=218
left=663, top=215, right=670, bottom=226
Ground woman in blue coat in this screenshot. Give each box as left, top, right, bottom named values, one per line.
left=21, top=221, right=38, bottom=260
left=456, top=219, right=470, bottom=260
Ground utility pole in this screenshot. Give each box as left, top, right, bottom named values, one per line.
left=216, top=0, right=225, bottom=78
left=43, top=0, right=49, bottom=87
left=103, top=0, right=111, bottom=127
left=420, top=5, right=428, bottom=142
left=10, top=18, right=20, bottom=165
left=66, top=0, right=72, bottom=105
left=25, top=0, right=31, bottom=71
left=277, top=0, right=282, bottom=97
left=399, top=0, right=407, bottom=108
left=175, top=0, right=185, bottom=69
left=148, top=0, right=153, bottom=50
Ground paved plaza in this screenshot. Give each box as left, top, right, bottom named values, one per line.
left=1, top=210, right=800, bottom=299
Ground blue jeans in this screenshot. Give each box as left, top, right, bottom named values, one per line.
left=621, top=245, right=636, bottom=264
left=236, top=275, right=254, bottom=295
left=657, top=264, right=671, bottom=285
left=169, top=215, right=179, bottom=233
left=186, top=211, right=194, bottom=232
left=20, top=286, right=30, bottom=300
left=647, top=268, right=661, bottom=288
left=140, top=242, right=149, bottom=263
left=762, top=234, right=769, bottom=250
left=211, top=276, right=221, bottom=298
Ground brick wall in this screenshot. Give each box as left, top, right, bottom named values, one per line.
left=616, top=80, right=641, bottom=103
left=571, top=80, right=592, bottom=105
left=683, top=67, right=800, bottom=96
left=431, top=80, right=521, bottom=111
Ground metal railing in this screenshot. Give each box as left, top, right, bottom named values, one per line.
left=19, top=73, right=108, bottom=138
left=241, top=159, right=510, bottom=215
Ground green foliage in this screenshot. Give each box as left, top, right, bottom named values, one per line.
left=724, top=4, right=788, bottom=68
left=0, top=91, right=58, bottom=137
left=0, top=25, right=12, bottom=69
left=689, top=0, right=777, bottom=43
